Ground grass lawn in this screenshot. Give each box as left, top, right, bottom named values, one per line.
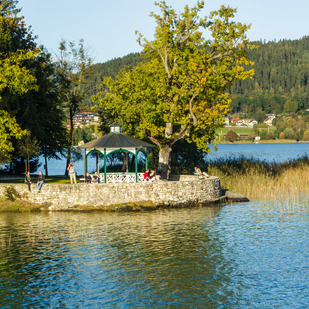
left=0, top=175, right=72, bottom=184
left=217, top=126, right=276, bottom=135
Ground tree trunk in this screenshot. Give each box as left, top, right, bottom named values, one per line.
left=44, top=152, right=48, bottom=177
left=65, top=152, right=70, bottom=176
left=157, top=145, right=172, bottom=179
left=65, top=107, right=74, bottom=176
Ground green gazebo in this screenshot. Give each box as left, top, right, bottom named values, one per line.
left=80, top=123, right=155, bottom=183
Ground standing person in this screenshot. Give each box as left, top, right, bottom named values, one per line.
left=24, top=171, right=31, bottom=191
left=37, top=171, right=45, bottom=193
left=67, top=162, right=76, bottom=184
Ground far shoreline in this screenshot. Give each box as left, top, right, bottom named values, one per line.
left=217, top=140, right=309, bottom=145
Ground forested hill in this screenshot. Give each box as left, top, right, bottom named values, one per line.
left=84, top=37, right=309, bottom=116
left=83, top=52, right=143, bottom=106
left=230, top=36, right=309, bottom=115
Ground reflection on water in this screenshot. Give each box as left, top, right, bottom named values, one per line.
left=0, top=202, right=308, bottom=308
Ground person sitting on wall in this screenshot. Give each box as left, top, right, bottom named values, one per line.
left=24, top=171, right=32, bottom=191
left=85, top=172, right=92, bottom=184
left=149, top=170, right=161, bottom=182
left=144, top=169, right=150, bottom=181
left=92, top=171, right=100, bottom=183
left=194, top=167, right=210, bottom=179
left=37, top=171, right=45, bottom=193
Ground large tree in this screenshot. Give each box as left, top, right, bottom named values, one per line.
left=0, top=1, right=67, bottom=173
left=0, top=1, right=38, bottom=165
left=95, top=1, right=255, bottom=178
left=56, top=39, right=93, bottom=175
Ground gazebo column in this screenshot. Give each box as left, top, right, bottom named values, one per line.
left=85, top=151, right=88, bottom=174
left=126, top=153, right=129, bottom=173
left=104, top=148, right=107, bottom=183
left=135, top=148, right=138, bottom=183
left=96, top=152, right=99, bottom=172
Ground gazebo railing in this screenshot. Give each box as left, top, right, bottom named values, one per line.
left=103, top=173, right=144, bottom=183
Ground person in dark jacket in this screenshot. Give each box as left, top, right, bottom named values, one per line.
left=37, top=171, right=45, bottom=193
left=85, top=172, right=92, bottom=183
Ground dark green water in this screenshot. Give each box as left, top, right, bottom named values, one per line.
left=0, top=199, right=308, bottom=308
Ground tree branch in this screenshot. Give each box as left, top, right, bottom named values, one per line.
left=189, top=93, right=198, bottom=125
left=148, top=135, right=161, bottom=147
left=147, top=45, right=171, bottom=79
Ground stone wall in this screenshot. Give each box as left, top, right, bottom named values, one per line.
left=0, top=176, right=222, bottom=210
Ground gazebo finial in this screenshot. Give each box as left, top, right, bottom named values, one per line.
left=110, top=122, right=122, bottom=133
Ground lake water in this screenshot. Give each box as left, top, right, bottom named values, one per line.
left=0, top=199, right=308, bottom=308
left=41, top=142, right=309, bottom=175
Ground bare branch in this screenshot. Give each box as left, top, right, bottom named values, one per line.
left=148, top=135, right=161, bottom=147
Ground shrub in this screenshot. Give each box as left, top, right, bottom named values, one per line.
left=259, top=129, right=268, bottom=140
left=303, top=130, right=309, bottom=141
left=5, top=186, right=21, bottom=202
left=266, top=131, right=274, bottom=140
left=284, top=128, right=295, bottom=139
left=248, top=131, right=257, bottom=141
left=225, top=130, right=238, bottom=142
left=279, top=131, right=286, bottom=139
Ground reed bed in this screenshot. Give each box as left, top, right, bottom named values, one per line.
left=207, top=155, right=309, bottom=201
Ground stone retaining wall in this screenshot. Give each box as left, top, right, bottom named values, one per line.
left=0, top=176, right=222, bottom=210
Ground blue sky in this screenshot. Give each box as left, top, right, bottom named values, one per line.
left=18, top=0, right=309, bottom=64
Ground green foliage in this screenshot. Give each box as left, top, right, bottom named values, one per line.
left=73, top=126, right=96, bottom=145
left=171, top=140, right=205, bottom=174
left=247, top=131, right=257, bottom=141
left=266, top=131, right=274, bottom=140
left=17, top=132, right=40, bottom=173
left=230, top=36, right=309, bottom=115
left=94, top=1, right=254, bottom=177
left=303, top=130, right=309, bottom=141
left=259, top=129, right=268, bottom=140
left=55, top=39, right=93, bottom=174
left=4, top=185, right=21, bottom=201
left=0, top=110, right=26, bottom=164
left=274, top=116, right=308, bottom=140
left=0, top=3, right=67, bottom=174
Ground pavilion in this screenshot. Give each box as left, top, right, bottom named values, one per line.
left=79, top=123, right=155, bottom=183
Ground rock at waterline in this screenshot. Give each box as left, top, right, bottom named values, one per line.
left=224, top=190, right=250, bottom=203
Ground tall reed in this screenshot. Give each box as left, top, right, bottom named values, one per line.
left=207, top=155, right=309, bottom=201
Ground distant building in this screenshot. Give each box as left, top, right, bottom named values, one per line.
left=243, top=119, right=258, bottom=127
left=222, top=117, right=230, bottom=125
left=72, top=112, right=101, bottom=127
left=231, top=118, right=241, bottom=124
left=264, top=118, right=273, bottom=126
left=266, top=113, right=276, bottom=120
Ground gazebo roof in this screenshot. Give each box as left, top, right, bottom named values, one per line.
left=80, top=133, right=155, bottom=150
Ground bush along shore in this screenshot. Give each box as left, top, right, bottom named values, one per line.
left=206, top=154, right=309, bottom=201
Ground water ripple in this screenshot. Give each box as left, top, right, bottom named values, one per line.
left=0, top=203, right=308, bottom=308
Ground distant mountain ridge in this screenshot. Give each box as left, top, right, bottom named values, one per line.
left=83, top=37, right=309, bottom=116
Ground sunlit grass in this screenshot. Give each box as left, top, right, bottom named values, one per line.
left=0, top=176, right=72, bottom=184
left=208, top=155, right=309, bottom=201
